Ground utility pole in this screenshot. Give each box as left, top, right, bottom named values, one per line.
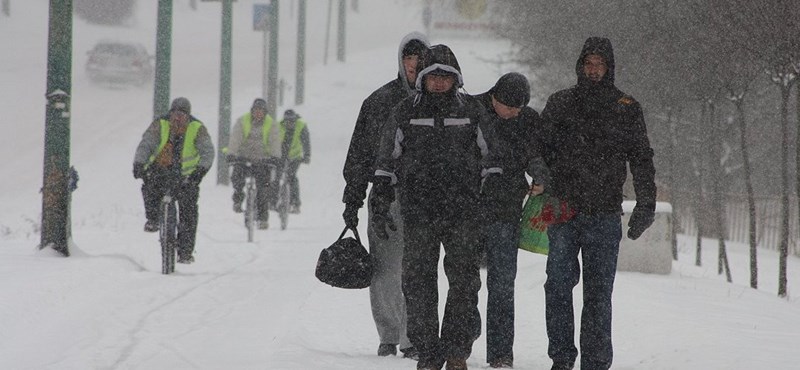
left=337, top=0, right=346, bottom=62
left=41, top=0, right=73, bottom=256
left=153, top=0, right=173, bottom=118
left=267, top=0, right=279, bottom=119
left=324, top=0, right=332, bottom=65
left=217, top=0, right=233, bottom=185
left=295, top=0, right=306, bottom=105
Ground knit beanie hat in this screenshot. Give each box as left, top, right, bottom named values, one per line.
left=490, top=72, right=530, bottom=108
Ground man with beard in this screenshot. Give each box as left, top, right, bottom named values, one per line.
left=341, top=32, right=429, bottom=359
left=371, top=44, right=501, bottom=370
left=539, top=37, right=656, bottom=370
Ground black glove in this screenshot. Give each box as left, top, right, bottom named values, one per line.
left=627, top=204, right=655, bottom=240
left=343, top=202, right=361, bottom=228
left=184, top=167, right=208, bottom=186
left=226, top=154, right=239, bottom=164
left=302, top=156, right=310, bottom=164
left=370, top=176, right=396, bottom=239
left=133, top=163, right=146, bottom=179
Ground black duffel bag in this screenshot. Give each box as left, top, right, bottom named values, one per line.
left=315, top=226, right=373, bottom=289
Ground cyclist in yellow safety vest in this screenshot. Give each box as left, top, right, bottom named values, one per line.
left=132, top=97, right=215, bottom=264
left=224, top=98, right=280, bottom=229
left=275, top=109, right=311, bottom=214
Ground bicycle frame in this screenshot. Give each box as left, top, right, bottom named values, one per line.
left=275, top=159, right=291, bottom=231
left=159, top=191, right=178, bottom=274
left=243, top=162, right=258, bottom=242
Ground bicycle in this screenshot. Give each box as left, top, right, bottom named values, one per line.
left=159, top=182, right=179, bottom=275
left=241, top=161, right=258, bottom=242
left=274, top=159, right=291, bottom=231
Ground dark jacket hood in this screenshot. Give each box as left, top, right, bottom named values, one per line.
left=415, top=44, right=464, bottom=93
left=575, top=37, right=615, bottom=87
left=397, top=32, right=430, bottom=94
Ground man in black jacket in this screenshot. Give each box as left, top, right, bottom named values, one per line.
left=475, top=72, right=548, bottom=369
left=341, top=32, right=429, bottom=358
left=372, top=44, right=501, bottom=370
left=539, top=37, right=656, bottom=370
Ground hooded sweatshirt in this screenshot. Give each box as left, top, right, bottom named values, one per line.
left=342, top=32, right=430, bottom=207
left=540, top=37, right=656, bottom=214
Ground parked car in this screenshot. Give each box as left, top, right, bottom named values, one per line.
left=85, top=40, right=153, bottom=86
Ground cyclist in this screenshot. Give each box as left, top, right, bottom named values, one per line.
left=132, top=97, right=215, bottom=264
left=276, top=109, right=310, bottom=214
left=225, top=98, right=280, bottom=229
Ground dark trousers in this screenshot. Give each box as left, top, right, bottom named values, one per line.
left=484, top=221, right=519, bottom=364
left=231, top=162, right=273, bottom=221
left=544, top=213, right=621, bottom=370
left=400, top=204, right=482, bottom=365
left=141, top=174, right=200, bottom=257
left=283, top=160, right=301, bottom=207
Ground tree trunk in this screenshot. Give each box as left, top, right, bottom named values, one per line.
left=734, top=99, right=757, bottom=289
left=695, top=102, right=707, bottom=267
left=667, top=107, right=678, bottom=260
left=778, top=85, right=791, bottom=297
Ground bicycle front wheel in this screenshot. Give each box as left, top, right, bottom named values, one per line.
left=160, top=199, right=177, bottom=274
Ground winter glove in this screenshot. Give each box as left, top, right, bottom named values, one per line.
left=370, top=176, right=396, bottom=240
left=226, top=154, right=240, bottom=164
left=343, top=202, right=361, bottom=229
left=184, top=167, right=208, bottom=187
left=627, top=203, right=655, bottom=240
left=302, top=156, right=310, bottom=164
left=133, top=162, right=147, bottom=180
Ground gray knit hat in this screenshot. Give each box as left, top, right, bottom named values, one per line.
left=170, top=97, right=191, bottom=115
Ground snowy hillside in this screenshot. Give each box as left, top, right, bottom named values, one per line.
left=0, top=1, right=798, bottom=369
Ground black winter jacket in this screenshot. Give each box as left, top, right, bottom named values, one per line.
left=342, top=33, right=429, bottom=207
left=540, top=37, right=656, bottom=214
left=374, top=92, right=500, bottom=218
left=475, top=92, right=548, bottom=223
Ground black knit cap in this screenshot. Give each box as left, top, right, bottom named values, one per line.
left=251, top=98, right=267, bottom=111
left=170, top=97, right=191, bottom=115
left=491, top=72, right=530, bottom=108
left=402, top=39, right=427, bottom=57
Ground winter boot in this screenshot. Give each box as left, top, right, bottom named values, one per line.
left=144, top=220, right=159, bottom=232
left=445, top=358, right=468, bottom=370
left=401, top=346, right=420, bottom=360
left=377, top=343, right=397, bottom=356
left=550, top=362, right=574, bottom=370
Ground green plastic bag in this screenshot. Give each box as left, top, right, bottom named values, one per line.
left=518, top=194, right=549, bottom=255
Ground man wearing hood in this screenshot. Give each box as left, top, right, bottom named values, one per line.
left=371, top=44, right=501, bottom=370
left=539, top=37, right=656, bottom=370
left=341, top=32, right=429, bottom=359
left=474, top=72, right=548, bottom=369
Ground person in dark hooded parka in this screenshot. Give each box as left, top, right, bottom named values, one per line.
left=539, top=37, right=656, bottom=370
left=371, top=44, right=501, bottom=370
left=341, top=32, right=429, bottom=359
left=474, top=72, right=549, bottom=369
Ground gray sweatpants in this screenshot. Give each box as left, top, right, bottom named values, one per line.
left=367, top=187, right=412, bottom=350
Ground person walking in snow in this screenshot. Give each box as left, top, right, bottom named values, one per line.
left=474, top=72, right=549, bottom=369
left=341, top=31, right=429, bottom=360
left=225, top=98, right=280, bottom=230
left=276, top=109, right=310, bottom=214
left=371, top=44, right=501, bottom=370
left=132, top=97, right=215, bottom=264
left=538, top=37, right=656, bottom=370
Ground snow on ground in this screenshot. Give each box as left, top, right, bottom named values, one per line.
left=1, top=1, right=798, bottom=369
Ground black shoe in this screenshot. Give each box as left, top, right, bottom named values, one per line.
left=377, top=343, right=397, bottom=356
left=233, top=202, right=243, bottom=213
left=401, top=346, right=419, bottom=360
left=144, top=220, right=159, bottom=232
left=177, top=254, right=194, bottom=264
left=550, top=362, right=574, bottom=370
left=489, top=357, right=513, bottom=368
left=445, top=358, right=467, bottom=370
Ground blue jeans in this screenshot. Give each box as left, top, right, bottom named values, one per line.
left=484, top=221, right=519, bottom=364
left=544, top=213, right=621, bottom=370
